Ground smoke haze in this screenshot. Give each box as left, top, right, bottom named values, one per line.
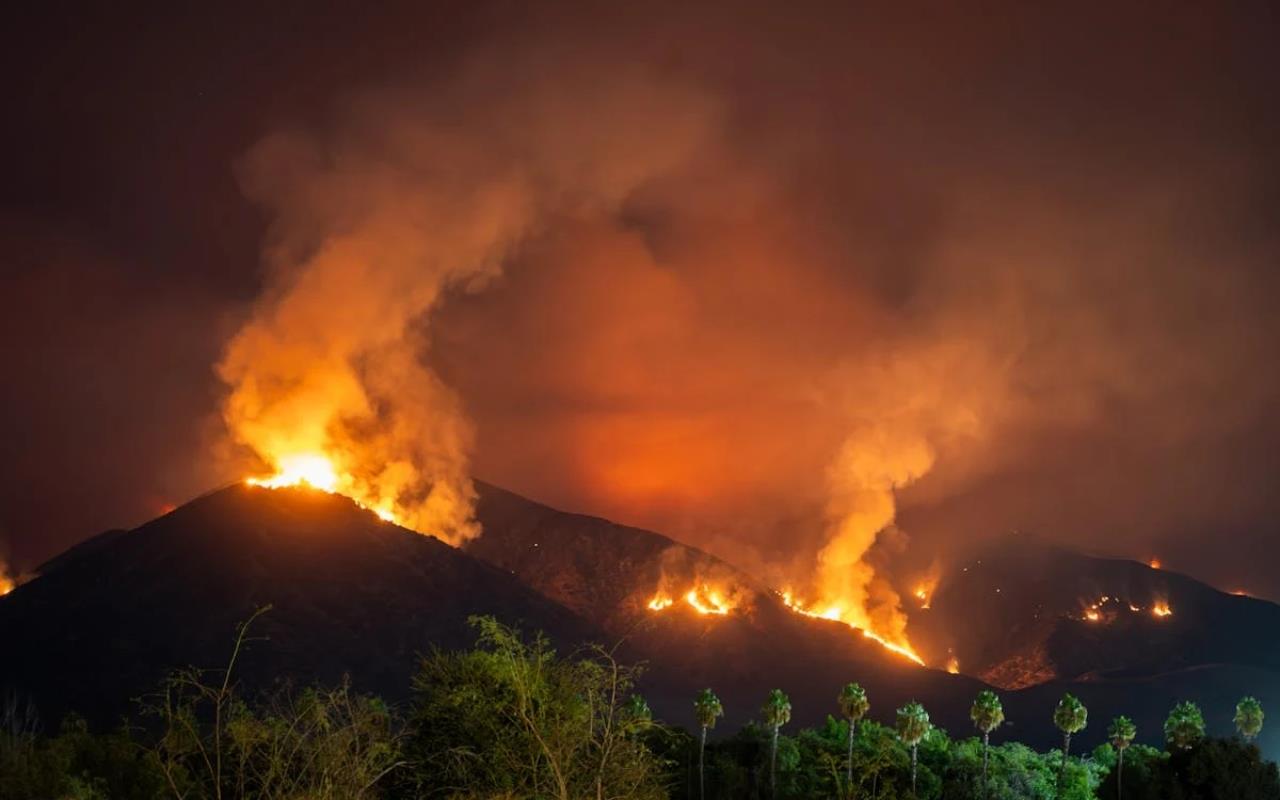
left=2, top=1, right=1278, bottom=606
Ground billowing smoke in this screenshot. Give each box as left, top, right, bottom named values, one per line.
left=218, top=65, right=715, bottom=544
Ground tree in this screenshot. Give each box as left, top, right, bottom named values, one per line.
left=1235, top=697, right=1265, bottom=742
left=1164, top=702, right=1205, bottom=751
left=761, top=689, right=791, bottom=799
left=694, top=689, right=724, bottom=800
left=895, top=701, right=931, bottom=797
left=143, top=606, right=406, bottom=800
left=1108, top=716, right=1137, bottom=800
left=837, top=683, right=869, bottom=790
left=1053, top=693, right=1088, bottom=797
left=970, top=689, right=1004, bottom=799
left=408, top=617, right=666, bottom=800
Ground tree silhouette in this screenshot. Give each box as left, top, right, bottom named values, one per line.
left=895, top=701, right=931, bottom=797
left=1107, top=715, right=1136, bottom=800
left=1235, top=697, right=1265, bottom=742
left=694, top=689, right=724, bottom=800
left=837, top=683, right=869, bottom=789
left=970, top=689, right=1004, bottom=800
left=762, top=689, right=792, bottom=799
left=1053, top=693, right=1088, bottom=796
left=1164, top=702, right=1205, bottom=751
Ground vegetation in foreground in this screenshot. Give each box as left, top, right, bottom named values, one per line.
left=2, top=614, right=1277, bottom=799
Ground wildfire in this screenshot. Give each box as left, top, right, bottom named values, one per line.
left=647, top=594, right=675, bottom=611
left=1148, top=558, right=1162, bottom=570
left=1078, top=594, right=1172, bottom=622
left=646, top=582, right=740, bottom=616
left=946, top=655, right=960, bottom=674
left=245, top=452, right=400, bottom=525
left=780, top=591, right=925, bottom=666
left=0, top=576, right=12, bottom=597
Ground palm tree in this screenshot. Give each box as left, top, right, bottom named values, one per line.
left=837, top=683, right=870, bottom=789
left=1235, top=696, right=1265, bottom=742
left=762, top=689, right=792, bottom=799
left=624, top=694, right=652, bottom=731
left=1164, top=701, right=1205, bottom=751
left=1053, top=693, right=1088, bottom=796
left=970, top=690, right=1004, bottom=800
left=1107, top=716, right=1136, bottom=800
left=895, top=701, right=931, bottom=797
left=694, top=688, right=724, bottom=800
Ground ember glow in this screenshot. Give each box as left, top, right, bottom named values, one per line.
left=645, top=582, right=741, bottom=616
left=245, top=452, right=399, bottom=524
left=780, top=590, right=926, bottom=666
left=1078, top=594, right=1173, bottom=622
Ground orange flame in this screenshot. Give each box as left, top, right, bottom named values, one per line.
left=646, top=582, right=741, bottom=616
left=245, top=452, right=400, bottom=524
left=946, top=655, right=960, bottom=674
left=1152, top=600, right=1173, bottom=618
left=1148, top=558, right=1162, bottom=570
left=780, top=590, right=925, bottom=665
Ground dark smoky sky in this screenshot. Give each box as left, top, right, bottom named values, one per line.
left=2, top=1, right=1278, bottom=597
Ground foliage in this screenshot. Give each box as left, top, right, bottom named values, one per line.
left=1164, top=702, right=1206, bottom=751
left=1235, top=696, right=1265, bottom=741
left=1054, top=694, right=1089, bottom=737
left=695, top=689, right=725, bottom=732
left=837, top=683, right=869, bottom=726
left=405, top=615, right=667, bottom=800
left=5, top=615, right=1280, bottom=800
left=141, top=606, right=405, bottom=800
left=895, top=702, right=931, bottom=747
left=970, top=690, right=1005, bottom=736
left=1108, top=716, right=1137, bottom=751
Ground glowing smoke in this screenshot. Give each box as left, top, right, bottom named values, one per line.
left=218, top=68, right=715, bottom=543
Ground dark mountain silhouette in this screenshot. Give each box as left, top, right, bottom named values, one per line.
left=3, top=486, right=1279, bottom=754
left=909, top=534, right=1280, bottom=689
left=0, top=484, right=596, bottom=725
left=467, top=482, right=985, bottom=733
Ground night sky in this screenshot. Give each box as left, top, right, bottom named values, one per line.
left=3, top=2, right=1278, bottom=598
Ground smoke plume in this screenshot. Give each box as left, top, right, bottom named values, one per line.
left=218, top=66, right=714, bottom=543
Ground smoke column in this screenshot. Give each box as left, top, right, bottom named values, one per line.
left=218, top=67, right=715, bottom=543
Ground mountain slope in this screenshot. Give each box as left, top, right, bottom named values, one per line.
left=0, top=484, right=595, bottom=725
left=909, top=535, right=1280, bottom=690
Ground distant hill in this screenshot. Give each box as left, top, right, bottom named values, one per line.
left=4, top=485, right=1280, bottom=756
left=908, top=534, right=1280, bottom=689
left=0, top=484, right=595, bottom=725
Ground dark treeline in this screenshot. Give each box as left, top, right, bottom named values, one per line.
left=2, top=614, right=1277, bottom=799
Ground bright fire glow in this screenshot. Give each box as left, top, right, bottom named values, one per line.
left=0, top=577, right=12, bottom=597
left=647, top=594, right=675, bottom=611
left=1148, top=558, right=1162, bottom=569
left=1152, top=601, right=1173, bottom=617
left=646, top=582, right=740, bottom=616
left=1084, top=608, right=1101, bottom=622
left=245, top=452, right=401, bottom=526
left=246, top=453, right=340, bottom=491
left=780, top=591, right=925, bottom=666
left=946, top=655, right=960, bottom=674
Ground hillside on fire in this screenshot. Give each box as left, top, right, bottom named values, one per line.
left=5, top=483, right=1280, bottom=759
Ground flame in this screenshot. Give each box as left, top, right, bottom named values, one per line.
left=1152, top=600, right=1173, bottom=617
left=1084, top=607, right=1101, bottom=622
left=246, top=453, right=340, bottom=492
left=1148, top=558, right=1162, bottom=569
left=946, top=655, right=960, bottom=674
left=245, top=451, right=401, bottom=526
left=780, top=590, right=925, bottom=665
left=647, top=594, right=675, bottom=611
left=0, top=576, right=12, bottom=597
left=646, top=582, right=741, bottom=616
